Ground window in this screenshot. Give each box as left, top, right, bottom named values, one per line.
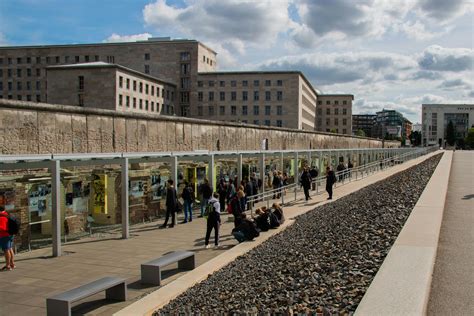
left=7, top=58, right=12, bottom=64
left=119, top=94, right=123, bottom=106
left=26, top=81, right=31, bottom=90
left=85, top=55, right=90, bottom=62
left=75, top=56, right=80, bottom=63
left=317, top=118, right=322, bottom=126
left=242, top=80, right=248, bottom=87
left=343, top=118, right=347, bottom=126
left=265, top=105, right=271, bottom=115
left=265, top=80, right=271, bottom=86
left=326, top=118, right=330, bottom=125
left=151, top=102, right=154, bottom=112
left=253, top=91, right=259, bottom=101
left=208, top=106, right=214, bottom=116
left=254, top=120, right=260, bottom=125
left=326, top=108, right=330, bottom=115
left=36, top=94, right=40, bottom=102
left=277, top=80, right=283, bottom=86
left=151, top=86, right=155, bottom=96
left=343, top=100, right=347, bottom=105
left=133, top=97, right=137, bottom=108
left=145, top=100, right=149, bottom=111
left=277, top=105, right=282, bottom=115
left=0, top=58, right=3, bottom=64
left=139, top=99, right=143, bottom=109
left=253, top=80, right=259, bottom=86
left=231, top=80, right=236, bottom=87
left=231, top=91, right=237, bottom=101
left=17, top=69, right=22, bottom=77
left=220, top=91, right=225, bottom=101
left=126, top=78, right=130, bottom=89
left=197, top=106, right=203, bottom=116
left=197, top=81, right=203, bottom=87
left=36, top=57, right=41, bottom=64
left=8, top=82, right=12, bottom=91
left=276, top=120, right=282, bottom=127
left=145, top=53, right=150, bottom=60
left=335, top=108, right=339, bottom=115
left=208, top=80, right=215, bottom=87
left=36, top=68, right=41, bottom=76
left=95, top=55, right=99, bottom=61
left=180, top=52, right=190, bottom=61
left=317, top=100, right=322, bottom=105
left=242, top=105, right=248, bottom=115
left=208, top=91, right=214, bottom=101
left=180, top=91, right=189, bottom=103
left=55, top=56, right=60, bottom=63
left=27, top=68, right=31, bottom=77
left=78, top=76, right=84, bottom=91
left=265, top=91, right=271, bottom=101
left=78, top=94, right=84, bottom=106
left=145, top=84, right=149, bottom=94
left=0, top=82, right=2, bottom=90
left=343, top=129, right=347, bottom=134
left=17, top=82, right=22, bottom=90
left=17, top=57, right=22, bottom=64
left=145, top=65, right=150, bottom=74
left=253, top=105, right=259, bottom=115
left=343, top=108, right=347, bottom=115
left=335, top=100, right=339, bottom=105
left=198, top=92, right=203, bottom=101
left=326, top=100, right=330, bottom=105
left=264, top=120, right=271, bottom=126
left=203, top=56, right=206, bottom=62
left=133, top=80, right=137, bottom=91
left=7, top=69, right=11, bottom=78
left=162, top=88, right=165, bottom=97
left=231, top=106, right=237, bottom=115
left=139, top=82, right=143, bottom=93
left=219, top=106, right=225, bottom=115
left=277, top=91, right=283, bottom=101
left=106, top=56, right=115, bottom=63
left=8, top=95, right=12, bottom=100
left=126, top=96, right=130, bottom=107
left=219, top=80, right=225, bottom=87
left=317, top=108, right=322, bottom=115
left=26, top=57, right=31, bottom=64
left=180, top=63, right=190, bottom=75
left=36, top=81, right=40, bottom=90
left=242, top=91, right=248, bottom=101
left=27, top=95, right=31, bottom=101
left=119, top=76, right=123, bottom=88
left=335, top=118, right=339, bottom=126
left=242, top=120, right=247, bottom=123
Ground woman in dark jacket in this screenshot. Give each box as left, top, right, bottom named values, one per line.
left=160, top=179, right=178, bottom=228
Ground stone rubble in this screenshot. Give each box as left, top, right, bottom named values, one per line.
left=156, top=154, right=442, bottom=315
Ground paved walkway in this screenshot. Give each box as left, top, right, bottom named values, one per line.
left=0, top=151, right=439, bottom=316
left=428, top=151, right=474, bottom=315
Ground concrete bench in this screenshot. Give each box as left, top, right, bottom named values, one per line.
left=46, top=276, right=127, bottom=316
left=141, top=250, right=195, bottom=285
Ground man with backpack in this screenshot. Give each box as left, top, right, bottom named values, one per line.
left=181, top=181, right=194, bottom=223
left=199, top=178, right=213, bottom=218
left=204, top=192, right=221, bottom=248
left=0, top=206, right=17, bottom=271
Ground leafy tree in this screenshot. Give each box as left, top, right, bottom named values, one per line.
left=465, top=127, right=474, bottom=149
left=330, top=128, right=337, bottom=133
left=446, top=120, right=456, bottom=146
left=409, top=131, right=422, bottom=146
left=356, top=129, right=366, bottom=137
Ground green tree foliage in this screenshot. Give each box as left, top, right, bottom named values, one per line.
left=356, top=129, right=366, bottom=137
left=465, top=127, right=474, bottom=149
left=409, top=131, right=422, bottom=146
left=446, top=121, right=456, bottom=146
left=330, top=128, right=337, bottom=133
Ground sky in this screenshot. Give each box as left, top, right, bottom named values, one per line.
left=0, top=0, right=473, bottom=123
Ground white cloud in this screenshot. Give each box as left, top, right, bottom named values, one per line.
left=103, top=33, right=152, bottom=43
left=418, top=0, right=468, bottom=22
left=418, top=45, right=474, bottom=72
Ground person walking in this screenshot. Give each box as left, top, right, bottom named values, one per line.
left=337, top=161, right=345, bottom=182
left=310, top=166, right=319, bottom=190
left=244, top=176, right=253, bottom=210
left=181, top=181, right=194, bottom=223
left=326, top=166, right=337, bottom=200
left=0, top=206, right=15, bottom=271
left=160, top=179, right=178, bottom=228
left=204, top=192, right=221, bottom=248
left=300, top=166, right=312, bottom=201
left=217, top=179, right=227, bottom=212
left=199, top=178, right=213, bottom=218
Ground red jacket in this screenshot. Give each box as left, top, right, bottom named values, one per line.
left=0, top=211, right=9, bottom=237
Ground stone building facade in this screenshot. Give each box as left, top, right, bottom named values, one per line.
left=195, top=71, right=317, bottom=130
left=315, top=94, right=353, bottom=135
left=47, top=62, right=177, bottom=115
left=0, top=38, right=217, bottom=116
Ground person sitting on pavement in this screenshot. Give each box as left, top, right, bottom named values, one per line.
left=253, top=208, right=270, bottom=232
left=271, top=202, right=285, bottom=225
left=232, top=213, right=260, bottom=243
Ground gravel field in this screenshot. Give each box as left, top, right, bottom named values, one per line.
left=157, top=154, right=442, bottom=315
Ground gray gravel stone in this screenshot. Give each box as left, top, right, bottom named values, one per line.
left=156, top=154, right=442, bottom=315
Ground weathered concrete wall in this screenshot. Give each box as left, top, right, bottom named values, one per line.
left=0, top=100, right=399, bottom=155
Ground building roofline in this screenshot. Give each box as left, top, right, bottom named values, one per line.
left=319, top=94, right=354, bottom=99
left=47, top=62, right=176, bottom=86
left=197, top=70, right=319, bottom=96
left=422, top=103, right=474, bottom=106
left=0, top=39, right=217, bottom=54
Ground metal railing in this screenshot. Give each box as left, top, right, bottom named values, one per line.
left=246, top=146, right=438, bottom=214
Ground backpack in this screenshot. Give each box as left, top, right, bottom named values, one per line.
left=204, top=201, right=216, bottom=218
left=8, top=216, right=20, bottom=235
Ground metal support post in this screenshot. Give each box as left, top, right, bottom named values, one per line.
left=121, top=157, right=129, bottom=239
left=259, top=153, right=265, bottom=193
left=208, top=154, right=215, bottom=191
left=237, top=154, right=243, bottom=185
left=170, top=156, right=178, bottom=226
left=51, top=160, right=61, bottom=257
left=307, top=151, right=312, bottom=168
left=294, top=152, right=298, bottom=201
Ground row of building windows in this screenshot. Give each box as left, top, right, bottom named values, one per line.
left=201, top=55, right=214, bottom=66
left=197, top=79, right=283, bottom=88
left=317, top=108, right=349, bottom=115
left=198, top=90, right=283, bottom=102
left=0, top=80, right=41, bottom=91
left=118, top=94, right=171, bottom=112
left=197, top=105, right=284, bottom=116
left=0, top=68, right=42, bottom=78
left=317, top=118, right=349, bottom=126
left=118, top=76, right=173, bottom=100
left=0, top=55, right=106, bottom=65
left=325, top=128, right=348, bottom=134
left=318, top=100, right=349, bottom=105
left=0, top=94, right=41, bottom=102
left=241, top=119, right=283, bottom=127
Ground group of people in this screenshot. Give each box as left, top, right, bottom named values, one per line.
left=300, top=165, right=338, bottom=200
left=336, top=160, right=354, bottom=182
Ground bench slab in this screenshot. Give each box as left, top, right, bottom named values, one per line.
left=141, top=251, right=195, bottom=285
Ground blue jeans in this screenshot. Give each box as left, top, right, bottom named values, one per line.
left=200, top=198, right=209, bottom=216
left=184, top=200, right=193, bottom=222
